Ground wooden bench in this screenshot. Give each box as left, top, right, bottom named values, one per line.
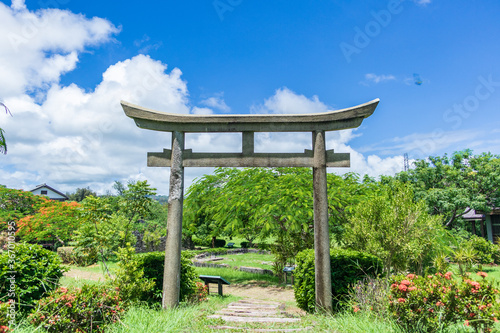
left=226, top=242, right=235, bottom=248
left=199, top=275, right=230, bottom=296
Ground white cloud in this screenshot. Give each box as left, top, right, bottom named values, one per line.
left=201, top=95, right=231, bottom=113
left=0, top=1, right=119, bottom=97
left=191, top=107, right=213, bottom=115
left=358, top=129, right=483, bottom=160
left=253, top=87, right=329, bottom=114
left=361, top=73, right=396, bottom=86
left=0, top=2, right=418, bottom=195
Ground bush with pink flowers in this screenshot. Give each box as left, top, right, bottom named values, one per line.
left=0, top=301, right=11, bottom=332
left=187, top=282, right=209, bottom=304
left=29, top=285, right=125, bottom=332
left=389, top=271, right=500, bottom=332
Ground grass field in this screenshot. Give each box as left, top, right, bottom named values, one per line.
left=216, top=252, right=275, bottom=270
left=194, top=266, right=281, bottom=285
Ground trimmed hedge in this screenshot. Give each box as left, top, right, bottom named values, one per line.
left=56, top=246, right=98, bottom=267
left=213, top=239, right=226, bottom=248
left=294, top=248, right=383, bottom=313
left=135, top=251, right=197, bottom=303
left=56, top=246, right=74, bottom=264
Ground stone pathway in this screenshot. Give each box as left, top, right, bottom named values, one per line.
left=209, top=299, right=309, bottom=332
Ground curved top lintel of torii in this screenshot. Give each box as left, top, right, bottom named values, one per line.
left=121, top=98, right=379, bottom=133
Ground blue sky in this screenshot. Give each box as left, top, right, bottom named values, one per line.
left=1, top=0, right=499, bottom=194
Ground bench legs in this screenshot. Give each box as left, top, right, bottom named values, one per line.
left=204, top=281, right=224, bottom=296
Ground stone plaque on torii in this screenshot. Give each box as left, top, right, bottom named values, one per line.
left=122, top=98, right=379, bottom=312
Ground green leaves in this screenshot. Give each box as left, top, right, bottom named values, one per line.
left=344, top=182, right=445, bottom=274
left=396, top=150, right=500, bottom=227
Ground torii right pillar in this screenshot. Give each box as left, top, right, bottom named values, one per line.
left=312, top=130, right=332, bottom=312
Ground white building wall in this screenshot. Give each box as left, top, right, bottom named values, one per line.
left=31, top=187, right=66, bottom=200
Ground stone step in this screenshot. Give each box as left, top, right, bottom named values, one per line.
left=218, top=310, right=280, bottom=317
left=208, top=314, right=300, bottom=323
left=228, top=303, right=279, bottom=309
left=237, top=299, right=281, bottom=305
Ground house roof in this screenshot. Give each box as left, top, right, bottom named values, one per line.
left=30, top=183, right=69, bottom=200
left=463, top=206, right=500, bottom=220
left=463, top=209, right=485, bottom=220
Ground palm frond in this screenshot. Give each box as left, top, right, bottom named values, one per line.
left=0, top=128, right=6, bottom=154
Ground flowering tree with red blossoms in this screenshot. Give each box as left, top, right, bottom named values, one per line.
left=16, top=198, right=81, bottom=246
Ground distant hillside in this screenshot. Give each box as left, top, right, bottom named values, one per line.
left=151, top=195, right=169, bottom=204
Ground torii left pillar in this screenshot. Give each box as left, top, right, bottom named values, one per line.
left=162, top=131, right=184, bottom=308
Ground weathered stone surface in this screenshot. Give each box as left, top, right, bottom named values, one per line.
left=239, top=266, right=274, bottom=276
left=208, top=315, right=300, bottom=323
left=122, top=99, right=379, bottom=133
left=313, top=130, right=333, bottom=312
left=162, top=131, right=184, bottom=309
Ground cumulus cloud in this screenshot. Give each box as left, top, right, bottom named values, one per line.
left=253, top=87, right=329, bottom=114
left=201, top=95, right=231, bottom=113
left=0, top=2, right=410, bottom=195
left=0, top=1, right=119, bottom=98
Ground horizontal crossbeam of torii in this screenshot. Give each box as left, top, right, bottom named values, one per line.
left=122, top=98, right=379, bottom=312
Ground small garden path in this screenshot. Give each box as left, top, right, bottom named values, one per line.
left=208, top=299, right=309, bottom=332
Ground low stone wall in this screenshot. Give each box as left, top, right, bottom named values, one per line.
left=238, top=266, right=274, bottom=276
left=192, top=261, right=231, bottom=269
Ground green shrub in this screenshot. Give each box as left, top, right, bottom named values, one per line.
left=466, top=235, right=500, bottom=264
left=111, top=246, right=154, bottom=305
left=0, top=300, right=11, bottom=330
left=294, top=248, right=383, bottom=313
left=29, top=285, right=125, bottom=332
left=56, top=246, right=74, bottom=264
left=213, top=239, right=226, bottom=248
left=191, top=248, right=227, bottom=256
left=136, top=251, right=197, bottom=303
left=389, top=271, right=500, bottom=332
left=192, top=237, right=205, bottom=247
left=187, top=281, right=209, bottom=304
left=240, top=241, right=249, bottom=249
left=72, top=247, right=98, bottom=267
left=0, top=243, right=67, bottom=311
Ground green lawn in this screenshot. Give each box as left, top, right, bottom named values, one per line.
left=194, top=266, right=281, bottom=285
left=216, top=252, right=275, bottom=270
left=448, top=264, right=500, bottom=283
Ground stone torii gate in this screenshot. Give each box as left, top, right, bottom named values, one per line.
left=122, top=98, right=378, bottom=311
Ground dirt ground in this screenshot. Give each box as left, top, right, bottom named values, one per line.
left=65, top=268, right=304, bottom=313
left=64, top=266, right=108, bottom=282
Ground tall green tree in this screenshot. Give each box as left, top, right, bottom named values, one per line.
left=396, top=150, right=500, bottom=227
left=183, top=168, right=239, bottom=248
left=183, top=167, right=378, bottom=270
left=67, top=187, right=97, bottom=202
left=344, top=182, right=446, bottom=274
left=113, top=180, right=126, bottom=196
